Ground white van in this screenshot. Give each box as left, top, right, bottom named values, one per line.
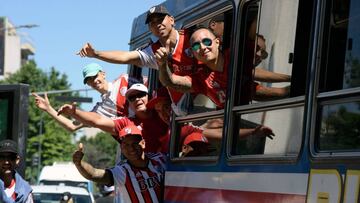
left=38, top=162, right=93, bottom=193
left=32, top=185, right=95, bottom=203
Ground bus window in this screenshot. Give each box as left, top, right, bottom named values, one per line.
left=174, top=117, right=223, bottom=158
left=317, top=101, right=360, bottom=151
left=315, top=0, right=360, bottom=153
left=237, top=0, right=297, bottom=105
left=232, top=107, right=303, bottom=156
left=230, top=0, right=302, bottom=158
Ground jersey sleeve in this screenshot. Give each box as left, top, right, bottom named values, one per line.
left=137, top=46, right=159, bottom=69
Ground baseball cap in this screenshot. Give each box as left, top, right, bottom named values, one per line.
left=147, top=87, right=170, bottom=109
left=145, top=5, right=171, bottom=24
left=125, top=83, right=148, bottom=98
left=0, top=139, right=18, bottom=154
left=82, top=63, right=103, bottom=84
left=183, top=132, right=209, bottom=146
left=119, top=125, right=142, bottom=139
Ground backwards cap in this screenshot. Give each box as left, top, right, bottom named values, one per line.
left=145, top=5, right=170, bottom=24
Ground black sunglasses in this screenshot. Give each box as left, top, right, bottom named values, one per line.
left=191, top=38, right=214, bottom=51
left=127, top=92, right=147, bottom=102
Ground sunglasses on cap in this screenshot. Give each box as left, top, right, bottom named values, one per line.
left=127, top=92, right=147, bottom=102
left=191, top=38, right=215, bottom=51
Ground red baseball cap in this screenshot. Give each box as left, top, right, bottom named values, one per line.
left=147, top=87, right=171, bottom=109
left=183, top=132, right=209, bottom=146
left=119, top=125, right=142, bottom=139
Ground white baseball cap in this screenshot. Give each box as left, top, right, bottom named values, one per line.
left=125, top=83, right=148, bottom=98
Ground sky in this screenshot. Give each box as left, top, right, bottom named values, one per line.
left=0, top=0, right=163, bottom=110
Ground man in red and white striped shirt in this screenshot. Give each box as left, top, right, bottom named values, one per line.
left=73, top=124, right=166, bottom=203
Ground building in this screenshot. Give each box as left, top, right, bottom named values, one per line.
left=0, top=17, right=35, bottom=79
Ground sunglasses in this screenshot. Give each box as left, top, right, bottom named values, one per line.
left=0, top=154, right=17, bottom=161
left=127, top=92, right=147, bottom=102
left=191, top=38, right=214, bottom=51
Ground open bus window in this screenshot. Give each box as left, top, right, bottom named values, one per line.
left=315, top=0, right=360, bottom=154
left=231, top=107, right=303, bottom=156
left=237, top=0, right=298, bottom=105
left=180, top=10, right=233, bottom=115
left=174, top=117, right=223, bottom=158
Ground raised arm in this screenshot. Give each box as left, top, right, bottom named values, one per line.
left=32, top=93, right=83, bottom=132
left=77, top=42, right=143, bottom=67
left=155, top=41, right=193, bottom=93
left=254, top=68, right=291, bottom=83
left=73, top=143, right=114, bottom=185
left=57, top=103, right=116, bottom=134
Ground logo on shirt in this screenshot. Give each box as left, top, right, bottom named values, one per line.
left=138, top=175, right=162, bottom=191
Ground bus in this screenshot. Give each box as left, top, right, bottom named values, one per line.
left=0, top=84, right=29, bottom=176
left=128, top=0, right=360, bottom=202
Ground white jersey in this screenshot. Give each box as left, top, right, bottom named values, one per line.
left=110, top=153, right=166, bottom=203
left=91, top=74, right=130, bottom=118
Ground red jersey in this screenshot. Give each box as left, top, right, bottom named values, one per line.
left=151, top=30, right=198, bottom=105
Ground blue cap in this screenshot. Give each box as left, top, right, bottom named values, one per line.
left=82, top=63, right=103, bottom=84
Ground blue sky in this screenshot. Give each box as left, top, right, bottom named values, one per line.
left=1, top=0, right=163, bottom=110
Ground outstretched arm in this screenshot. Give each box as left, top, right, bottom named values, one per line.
left=77, top=42, right=143, bottom=67
left=254, top=68, right=291, bottom=83
left=155, top=40, right=193, bottom=93
left=57, top=103, right=116, bottom=134
left=32, top=93, right=83, bottom=132
left=73, top=143, right=114, bottom=185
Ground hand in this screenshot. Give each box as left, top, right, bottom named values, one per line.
left=57, top=102, right=77, bottom=116
left=77, top=43, right=96, bottom=57
left=155, top=39, right=171, bottom=67
left=253, top=125, right=275, bottom=140
left=32, top=93, right=51, bottom=112
left=73, top=143, right=84, bottom=165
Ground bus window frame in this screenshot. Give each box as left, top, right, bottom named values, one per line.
left=167, top=2, right=234, bottom=163
left=226, top=0, right=308, bottom=165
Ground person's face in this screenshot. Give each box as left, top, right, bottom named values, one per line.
left=86, top=71, right=107, bottom=92
left=181, top=142, right=208, bottom=157
left=209, top=21, right=224, bottom=38
left=127, top=90, right=148, bottom=114
left=190, top=29, right=220, bottom=64
left=121, top=135, right=145, bottom=161
left=0, top=152, right=19, bottom=177
left=254, top=35, right=268, bottom=66
left=148, top=14, right=175, bottom=39
left=154, top=99, right=171, bottom=125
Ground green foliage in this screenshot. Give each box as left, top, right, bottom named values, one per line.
left=79, top=131, right=118, bottom=168
left=0, top=60, right=77, bottom=183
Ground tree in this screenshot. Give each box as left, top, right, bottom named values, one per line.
left=0, top=60, right=76, bottom=182
left=79, top=131, right=118, bottom=169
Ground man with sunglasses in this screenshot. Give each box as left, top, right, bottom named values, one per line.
left=77, top=4, right=199, bottom=115
left=156, top=27, right=290, bottom=108
left=33, top=63, right=134, bottom=132
left=0, top=140, right=33, bottom=203
left=57, top=83, right=169, bottom=153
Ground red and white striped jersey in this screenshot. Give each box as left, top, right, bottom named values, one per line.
left=110, top=153, right=166, bottom=203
